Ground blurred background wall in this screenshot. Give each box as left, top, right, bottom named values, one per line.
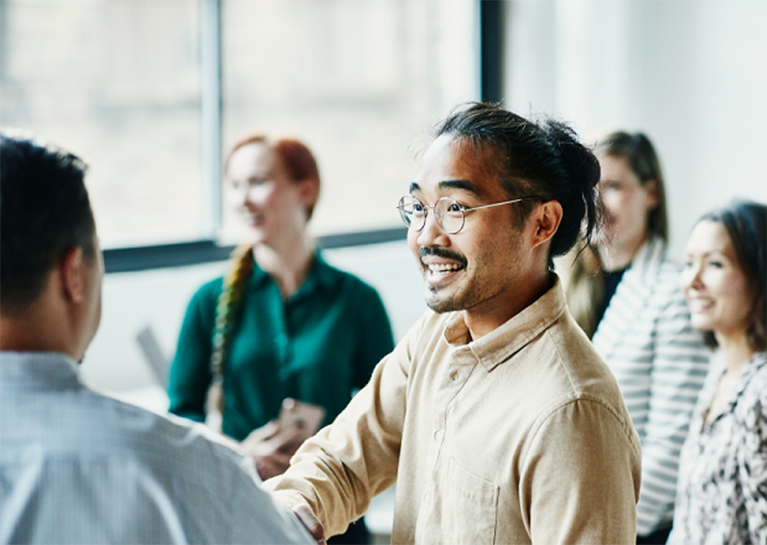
left=503, top=0, right=766, bottom=259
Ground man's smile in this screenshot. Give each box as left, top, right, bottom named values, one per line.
left=419, top=247, right=467, bottom=285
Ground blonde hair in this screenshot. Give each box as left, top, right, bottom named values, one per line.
left=208, top=244, right=255, bottom=420
left=560, top=240, right=604, bottom=339
left=562, top=131, right=668, bottom=337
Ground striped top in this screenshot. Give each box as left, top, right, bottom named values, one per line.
left=592, top=237, right=711, bottom=536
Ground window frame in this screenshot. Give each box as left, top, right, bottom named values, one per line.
left=100, top=0, right=502, bottom=273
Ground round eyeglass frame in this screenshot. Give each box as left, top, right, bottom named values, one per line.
left=396, top=194, right=539, bottom=234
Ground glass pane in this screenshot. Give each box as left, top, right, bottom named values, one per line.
left=0, top=0, right=204, bottom=248
left=220, top=0, right=479, bottom=239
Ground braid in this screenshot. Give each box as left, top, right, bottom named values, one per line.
left=206, top=244, right=254, bottom=427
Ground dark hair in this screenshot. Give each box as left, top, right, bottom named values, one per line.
left=435, top=102, right=601, bottom=267
left=595, top=131, right=668, bottom=241
left=224, top=133, right=321, bottom=219
left=0, top=131, right=95, bottom=310
left=696, top=200, right=766, bottom=352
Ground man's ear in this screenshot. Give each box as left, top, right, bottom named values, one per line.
left=530, top=200, right=563, bottom=249
left=59, top=247, right=87, bottom=303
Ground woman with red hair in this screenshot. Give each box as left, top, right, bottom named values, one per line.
left=168, top=134, right=394, bottom=544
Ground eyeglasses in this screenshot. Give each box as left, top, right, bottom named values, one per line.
left=396, top=195, right=539, bottom=234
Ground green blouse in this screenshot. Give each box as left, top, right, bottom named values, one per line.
left=168, top=253, right=395, bottom=441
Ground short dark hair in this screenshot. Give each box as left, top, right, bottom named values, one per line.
left=595, top=131, right=668, bottom=242
left=696, top=200, right=766, bottom=352
left=0, top=131, right=96, bottom=310
left=435, top=102, right=600, bottom=267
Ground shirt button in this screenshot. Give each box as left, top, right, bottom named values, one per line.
left=450, top=371, right=458, bottom=381
left=435, top=429, right=444, bottom=442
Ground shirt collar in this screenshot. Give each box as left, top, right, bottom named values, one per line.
left=249, top=250, right=339, bottom=295
left=0, top=351, right=83, bottom=390
left=443, top=275, right=567, bottom=371
left=723, top=351, right=767, bottom=412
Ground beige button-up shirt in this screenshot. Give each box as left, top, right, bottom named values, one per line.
left=268, top=278, right=641, bottom=544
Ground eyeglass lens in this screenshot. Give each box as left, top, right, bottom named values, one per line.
left=397, top=196, right=465, bottom=234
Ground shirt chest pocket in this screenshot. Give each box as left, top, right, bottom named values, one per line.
left=443, top=456, right=500, bottom=544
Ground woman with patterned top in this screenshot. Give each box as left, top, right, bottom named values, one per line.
left=167, top=134, right=394, bottom=544
left=558, top=131, right=710, bottom=544
left=669, top=200, right=767, bottom=544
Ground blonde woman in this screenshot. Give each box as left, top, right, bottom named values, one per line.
left=560, top=132, right=710, bottom=543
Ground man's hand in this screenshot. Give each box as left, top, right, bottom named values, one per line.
left=241, top=420, right=305, bottom=480
left=293, top=503, right=326, bottom=545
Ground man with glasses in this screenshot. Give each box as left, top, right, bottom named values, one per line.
left=267, top=103, right=641, bottom=544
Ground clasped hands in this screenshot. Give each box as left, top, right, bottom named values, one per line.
left=241, top=421, right=326, bottom=544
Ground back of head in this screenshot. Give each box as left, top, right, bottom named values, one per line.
left=595, top=131, right=668, bottom=242
left=698, top=200, right=766, bottom=352
left=435, top=102, right=601, bottom=266
left=0, top=131, right=95, bottom=312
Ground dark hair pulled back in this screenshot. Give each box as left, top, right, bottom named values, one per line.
left=435, top=102, right=600, bottom=266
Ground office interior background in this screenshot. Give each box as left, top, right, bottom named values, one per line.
left=1, top=0, right=765, bottom=493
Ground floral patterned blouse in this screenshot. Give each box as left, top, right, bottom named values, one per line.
left=669, top=351, right=767, bottom=544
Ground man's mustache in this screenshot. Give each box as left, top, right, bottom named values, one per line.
left=419, top=247, right=468, bottom=268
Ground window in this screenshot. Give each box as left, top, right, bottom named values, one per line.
left=0, top=0, right=479, bottom=249
left=0, top=0, right=205, bottom=248
left=220, top=0, right=479, bottom=239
